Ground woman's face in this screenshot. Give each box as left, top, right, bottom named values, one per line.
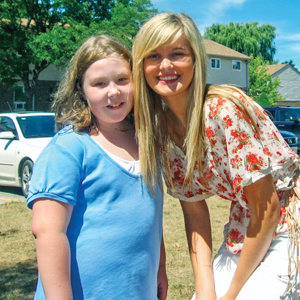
left=143, top=36, right=194, bottom=105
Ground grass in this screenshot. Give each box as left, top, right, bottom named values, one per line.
left=0, top=194, right=230, bottom=299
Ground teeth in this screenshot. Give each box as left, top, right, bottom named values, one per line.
left=109, top=103, right=121, bottom=107
left=159, top=75, right=178, bottom=80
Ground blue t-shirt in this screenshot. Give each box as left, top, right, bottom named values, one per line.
left=27, top=128, right=163, bottom=300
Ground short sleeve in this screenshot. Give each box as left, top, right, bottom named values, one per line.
left=204, top=94, right=299, bottom=208
left=27, top=135, right=84, bottom=209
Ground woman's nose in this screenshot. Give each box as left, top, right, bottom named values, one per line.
left=160, top=58, right=173, bottom=70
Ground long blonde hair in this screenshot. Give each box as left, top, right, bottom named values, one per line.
left=54, top=35, right=133, bottom=132
left=133, top=13, right=258, bottom=190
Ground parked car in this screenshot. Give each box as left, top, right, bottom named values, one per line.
left=264, top=106, right=300, bottom=154
left=279, top=130, right=300, bottom=154
left=0, top=112, right=57, bottom=197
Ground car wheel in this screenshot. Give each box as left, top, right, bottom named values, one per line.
left=21, top=160, right=33, bottom=197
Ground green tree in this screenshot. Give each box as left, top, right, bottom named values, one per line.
left=256, top=92, right=274, bottom=107
left=204, top=22, right=276, bottom=62
left=0, top=0, right=157, bottom=110
left=282, top=59, right=299, bottom=71
left=249, top=56, right=284, bottom=103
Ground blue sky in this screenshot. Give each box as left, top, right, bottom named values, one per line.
left=151, top=0, right=300, bottom=70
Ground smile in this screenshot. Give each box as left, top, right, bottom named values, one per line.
left=158, top=75, right=179, bottom=81
left=107, top=102, right=123, bottom=108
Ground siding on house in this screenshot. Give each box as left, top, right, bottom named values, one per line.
left=204, top=40, right=251, bottom=91
left=266, top=64, right=300, bottom=101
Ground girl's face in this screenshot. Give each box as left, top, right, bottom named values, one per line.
left=143, top=36, right=194, bottom=104
left=82, top=56, right=133, bottom=128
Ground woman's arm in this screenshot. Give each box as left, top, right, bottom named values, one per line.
left=32, top=198, right=74, bottom=300
left=180, top=200, right=217, bottom=300
left=219, top=174, right=281, bottom=300
left=157, top=235, right=168, bottom=300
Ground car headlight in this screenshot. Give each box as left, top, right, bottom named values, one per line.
left=285, top=137, right=298, bottom=145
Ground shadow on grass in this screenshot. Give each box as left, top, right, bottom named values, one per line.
left=0, top=257, right=37, bottom=300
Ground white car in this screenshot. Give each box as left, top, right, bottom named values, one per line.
left=0, top=112, right=57, bottom=197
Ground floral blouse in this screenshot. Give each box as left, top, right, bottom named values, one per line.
left=165, top=91, right=300, bottom=254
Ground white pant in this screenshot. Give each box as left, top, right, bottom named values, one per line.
left=191, top=233, right=299, bottom=299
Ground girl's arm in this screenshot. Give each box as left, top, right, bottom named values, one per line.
left=32, top=198, right=74, bottom=300
left=180, top=200, right=217, bottom=300
left=218, top=174, right=281, bottom=300
left=157, top=235, right=168, bottom=300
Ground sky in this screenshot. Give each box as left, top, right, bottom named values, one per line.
left=151, top=0, right=300, bottom=70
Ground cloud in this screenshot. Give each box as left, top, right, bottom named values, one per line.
left=277, top=33, right=300, bottom=42
left=199, top=0, right=248, bottom=32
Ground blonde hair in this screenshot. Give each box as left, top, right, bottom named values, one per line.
left=54, top=35, right=132, bottom=132
left=133, top=12, right=259, bottom=191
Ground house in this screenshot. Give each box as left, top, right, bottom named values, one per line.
left=0, top=40, right=251, bottom=113
left=0, top=64, right=64, bottom=113
left=204, top=39, right=252, bottom=92
left=265, top=64, right=300, bottom=106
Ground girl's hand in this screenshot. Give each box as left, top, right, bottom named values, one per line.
left=157, top=264, right=168, bottom=300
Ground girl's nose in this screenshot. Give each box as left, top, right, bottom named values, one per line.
left=107, top=83, right=120, bottom=98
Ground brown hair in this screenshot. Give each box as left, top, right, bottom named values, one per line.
left=53, top=35, right=132, bottom=132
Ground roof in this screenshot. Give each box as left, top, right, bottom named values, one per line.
left=204, top=39, right=251, bottom=60
left=265, top=64, right=289, bottom=75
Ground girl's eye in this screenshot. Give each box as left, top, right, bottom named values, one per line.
left=118, top=77, right=130, bottom=83
left=96, top=82, right=105, bottom=87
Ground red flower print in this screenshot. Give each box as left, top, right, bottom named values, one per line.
left=263, top=147, right=272, bottom=156
left=231, top=129, right=239, bottom=138
left=231, top=229, right=241, bottom=241
left=206, top=127, right=215, bottom=139
left=223, top=115, right=233, bottom=128
left=236, top=108, right=245, bottom=119
left=185, top=191, right=195, bottom=198
left=233, top=175, right=243, bottom=188
left=247, top=153, right=259, bottom=164
left=239, top=132, right=248, bottom=142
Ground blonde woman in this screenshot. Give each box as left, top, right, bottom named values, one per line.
left=133, top=12, right=300, bottom=300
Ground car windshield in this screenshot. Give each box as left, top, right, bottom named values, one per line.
left=17, top=115, right=57, bottom=138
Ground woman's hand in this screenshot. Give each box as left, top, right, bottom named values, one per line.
left=180, top=200, right=217, bottom=300
left=224, top=174, right=281, bottom=299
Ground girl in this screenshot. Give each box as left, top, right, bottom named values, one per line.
left=27, top=35, right=167, bottom=300
left=132, top=13, right=300, bottom=300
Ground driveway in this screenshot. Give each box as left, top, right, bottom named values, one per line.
left=0, top=186, right=26, bottom=205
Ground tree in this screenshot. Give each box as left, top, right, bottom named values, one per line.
left=256, top=92, right=274, bottom=107
left=204, top=22, right=276, bottom=62
left=0, top=0, right=157, bottom=110
left=249, top=56, right=284, bottom=103
left=282, top=59, right=299, bottom=71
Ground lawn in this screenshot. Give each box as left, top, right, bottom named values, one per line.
left=0, top=194, right=230, bottom=299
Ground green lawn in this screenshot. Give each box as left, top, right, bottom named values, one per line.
left=0, top=194, right=230, bottom=299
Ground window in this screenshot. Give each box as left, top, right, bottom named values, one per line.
left=13, top=85, right=26, bottom=111
left=232, top=60, right=241, bottom=71
left=211, top=58, right=220, bottom=69
left=279, top=110, right=298, bottom=122
left=0, top=117, right=17, bottom=136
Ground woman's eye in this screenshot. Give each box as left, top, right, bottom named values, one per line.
left=173, top=52, right=184, bottom=57
left=148, top=54, right=159, bottom=59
